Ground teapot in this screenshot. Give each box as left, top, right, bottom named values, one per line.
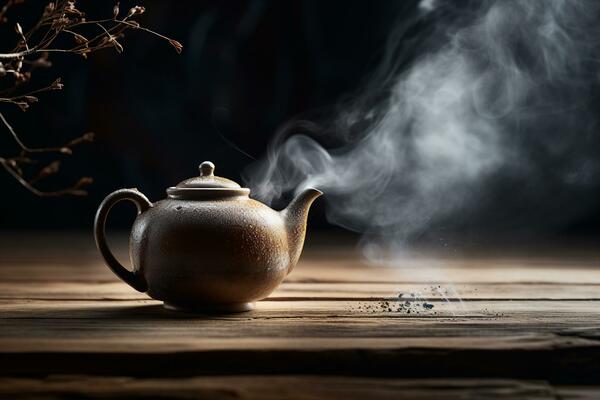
left=94, top=161, right=321, bottom=313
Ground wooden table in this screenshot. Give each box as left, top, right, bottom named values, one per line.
left=1, top=234, right=600, bottom=399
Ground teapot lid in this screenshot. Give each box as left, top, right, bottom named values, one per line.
left=167, top=161, right=250, bottom=199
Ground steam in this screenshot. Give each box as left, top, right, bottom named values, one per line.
left=245, top=0, right=600, bottom=258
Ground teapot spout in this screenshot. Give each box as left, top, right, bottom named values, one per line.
left=281, top=187, right=323, bottom=274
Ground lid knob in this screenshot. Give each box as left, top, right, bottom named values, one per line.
left=199, top=161, right=215, bottom=177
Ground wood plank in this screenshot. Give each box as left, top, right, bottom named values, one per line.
left=0, top=376, right=573, bottom=400
left=1, top=298, right=600, bottom=318
left=1, top=281, right=600, bottom=300
left=0, top=299, right=598, bottom=381
left=2, top=258, right=600, bottom=284
left=1, top=333, right=598, bottom=352
left=1, top=317, right=598, bottom=341
left=289, top=260, right=600, bottom=284
left=0, top=334, right=598, bottom=383
left=2, top=233, right=600, bottom=285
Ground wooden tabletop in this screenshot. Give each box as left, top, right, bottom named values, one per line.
left=1, top=233, right=600, bottom=399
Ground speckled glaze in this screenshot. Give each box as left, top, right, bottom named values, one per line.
left=94, top=162, right=321, bottom=313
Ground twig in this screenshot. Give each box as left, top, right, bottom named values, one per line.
left=0, top=157, right=92, bottom=196
left=0, top=111, right=70, bottom=154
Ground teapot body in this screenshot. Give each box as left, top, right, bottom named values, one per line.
left=131, top=196, right=291, bottom=311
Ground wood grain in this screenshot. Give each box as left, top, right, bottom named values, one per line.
left=1, top=233, right=600, bottom=396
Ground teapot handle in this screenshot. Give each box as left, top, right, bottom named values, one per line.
left=94, top=188, right=152, bottom=292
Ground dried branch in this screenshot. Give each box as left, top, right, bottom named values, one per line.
left=0, top=0, right=182, bottom=196
left=0, top=157, right=92, bottom=196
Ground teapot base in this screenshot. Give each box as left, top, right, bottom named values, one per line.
left=163, top=301, right=255, bottom=314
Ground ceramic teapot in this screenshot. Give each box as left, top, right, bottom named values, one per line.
left=94, top=161, right=321, bottom=313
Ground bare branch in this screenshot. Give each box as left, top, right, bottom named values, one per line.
left=0, top=157, right=93, bottom=197
left=0, top=111, right=70, bottom=154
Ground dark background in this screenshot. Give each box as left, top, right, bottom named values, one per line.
left=0, top=0, right=599, bottom=240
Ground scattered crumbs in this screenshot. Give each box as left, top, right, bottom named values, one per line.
left=350, top=285, right=473, bottom=315
left=353, top=293, right=436, bottom=315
